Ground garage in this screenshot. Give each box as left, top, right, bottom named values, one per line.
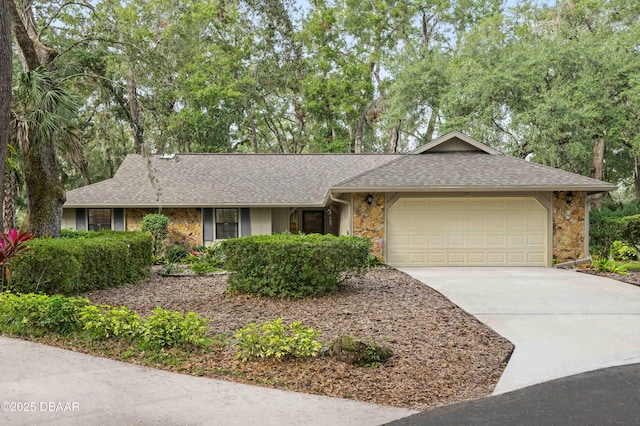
left=387, top=197, right=548, bottom=266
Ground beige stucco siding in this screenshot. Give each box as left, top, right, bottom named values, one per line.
left=61, top=209, right=76, bottom=230
left=271, top=208, right=290, bottom=234
left=250, top=208, right=272, bottom=235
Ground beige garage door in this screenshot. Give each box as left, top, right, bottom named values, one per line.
left=387, top=197, right=548, bottom=266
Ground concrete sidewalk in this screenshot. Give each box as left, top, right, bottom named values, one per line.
left=0, top=337, right=417, bottom=425
left=400, top=267, right=640, bottom=395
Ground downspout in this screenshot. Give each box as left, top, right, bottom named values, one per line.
left=329, top=193, right=351, bottom=236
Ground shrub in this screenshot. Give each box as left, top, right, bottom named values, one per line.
left=222, top=234, right=371, bottom=298
left=165, top=245, right=190, bottom=264
left=80, top=304, right=141, bottom=340
left=0, top=292, right=89, bottom=335
left=185, top=245, right=225, bottom=275
left=141, top=214, right=170, bottom=257
left=139, top=307, right=210, bottom=349
left=9, top=231, right=152, bottom=295
left=329, top=335, right=394, bottom=367
left=592, top=258, right=629, bottom=275
left=0, top=229, right=34, bottom=291
left=234, top=318, right=322, bottom=361
left=610, top=240, right=638, bottom=261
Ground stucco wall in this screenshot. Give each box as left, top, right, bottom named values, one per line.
left=352, top=193, right=385, bottom=260
left=552, top=191, right=586, bottom=263
left=126, top=208, right=202, bottom=247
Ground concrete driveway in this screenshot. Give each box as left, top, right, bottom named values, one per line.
left=399, top=267, right=640, bottom=395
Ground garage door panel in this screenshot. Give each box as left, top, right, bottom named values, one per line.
left=388, top=197, right=548, bottom=266
left=427, top=252, right=446, bottom=263
left=429, top=235, right=445, bottom=246
left=468, top=235, right=486, bottom=246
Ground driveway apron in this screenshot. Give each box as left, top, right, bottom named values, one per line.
left=398, top=267, right=640, bottom=395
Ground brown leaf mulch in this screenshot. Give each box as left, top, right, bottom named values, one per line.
left=580, top=269, right=640, bottom=287
left=83, top=268, right=513, bottom=411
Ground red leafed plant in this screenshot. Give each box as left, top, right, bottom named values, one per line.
left=0, top=228, right=35, bottom=291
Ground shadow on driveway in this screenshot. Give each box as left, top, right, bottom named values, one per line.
left=386, top=363, right=640, bottom=425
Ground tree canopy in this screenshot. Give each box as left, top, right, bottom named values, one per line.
left=3, top=0, right=640, bottom=235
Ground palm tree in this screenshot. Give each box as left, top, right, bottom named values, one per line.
left=11, top=69, right=79, bottom=237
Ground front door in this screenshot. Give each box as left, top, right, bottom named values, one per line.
left=302, top=210, right=324, bottom=234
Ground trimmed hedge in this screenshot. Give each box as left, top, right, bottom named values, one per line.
left=222, top=233, right=371, bottom=298
left=9, top=231, right=152, bottom=295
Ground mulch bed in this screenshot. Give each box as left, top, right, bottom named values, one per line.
left=83, top=268, right=513, bottom=411
left=580, top=269, right=640, bottom=287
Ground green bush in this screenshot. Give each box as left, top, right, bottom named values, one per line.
left=141, top=214, right=170, bottom=257
left=165, top=245, right=190, bottom=264
left=592, top=258, right=629, bottom=275
left=9, top=231, right=152, bottom=295
left=0, top=293, right=210, bottom=351
left=185, top=245, right=225, bottom=275
left=222, top=234, right=371, bottom=298
left=80, top=304, right=141, bottom=340
left=610, top=240, right=638, bottom=261
left=139, top=307, right=210, bottom=349
left=234, top=318, right=322, bottom=361
left=0, top=292, right=90, bottom=335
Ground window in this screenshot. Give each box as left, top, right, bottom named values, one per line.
left=302, top=210, right=324, bottom=234
left=215, top=208, right=238, bottom=239
left=88, top=209, right=111, bottom=231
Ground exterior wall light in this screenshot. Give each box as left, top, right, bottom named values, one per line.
left=566, top=191, right=573, bottom=205
left=366, top=194, right=374, bottom=205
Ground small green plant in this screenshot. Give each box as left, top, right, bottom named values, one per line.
left=328, top=335, right=394, bottom=367
left=141, top=214, right=170, bottom=257
left=139, top=307, right=210, bottom=349
left=592, top=258, right=629, bottom=275
left=80, top=304, right=141, bottom=340
left=234, top=318, right=322, bottom=361
left=185, top=245, right=225, bottom=275
left=165, top=245, right=190, bottom=264
left=609, top=240, right=638, bottom=261
left=366, top=255, right=384, bottom=268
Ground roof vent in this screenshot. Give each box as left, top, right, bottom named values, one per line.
left=160, top=153, right=176, bottom=160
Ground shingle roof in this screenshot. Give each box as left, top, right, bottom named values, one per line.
left=65, top=133, right=617, bottom=208
left=331, top=152, right=617, bottom=193
left=64, top=153, right=399, bottom=207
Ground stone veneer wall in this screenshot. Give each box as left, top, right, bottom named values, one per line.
left=352, top=193, right=385, bottom=260
left=552, top=191, right=586, bottom=262
left=126, top=208, right=203, bottom=248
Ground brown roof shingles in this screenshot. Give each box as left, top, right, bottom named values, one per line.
left=65, top=151, right=616, bottom=208
left=65, top=153, right=398, bottom=207
left=331, top=153, right=617, bottom=192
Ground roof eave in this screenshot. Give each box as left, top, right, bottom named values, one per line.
left=329, top=184, right=618, bottom=193
left=63, top=202, right=327, bottom=209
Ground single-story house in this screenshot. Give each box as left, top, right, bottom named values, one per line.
left=63, top=131, right=616, bottom=267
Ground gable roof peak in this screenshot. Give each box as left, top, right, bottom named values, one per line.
left=410, top=131, right=502, bottom=155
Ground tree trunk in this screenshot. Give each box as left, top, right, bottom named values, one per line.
left=354, top=110, right=365, bottom=154
left=0, top=0, right=12, bottom=233
left=634, top=150, right=640, bottom=200
left=10, top=0, right=66, bottom=237
left=388, top=120, right=400, bottom=153
left=591, top=137, right=605, bottom=181
left=590, top=136, right=606, bottom=208
left=424, top=107, right=438, bottom=144
left=127, top=70, right=144, bottom=154
left=3, top=170, right=15, bottom=230
left=22, top=139, right=65, bottom=237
